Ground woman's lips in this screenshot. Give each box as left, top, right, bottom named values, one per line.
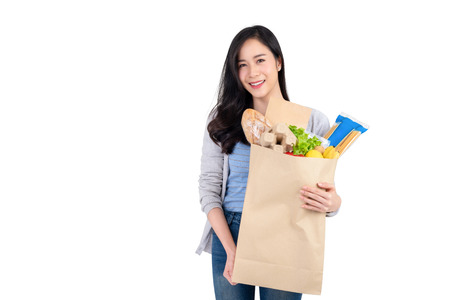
left=249, top=80, right=265, bottom=89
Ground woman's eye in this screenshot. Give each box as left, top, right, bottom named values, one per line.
left=257, top=59, right=265, bottom=63
left=238, top=64, right=246, bottom=68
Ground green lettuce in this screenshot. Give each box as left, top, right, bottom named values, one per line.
left=288, top=125, right=322, bottom=156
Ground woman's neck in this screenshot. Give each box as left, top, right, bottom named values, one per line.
left=252, top=88, right=284, bottom=116
left=252, top=98, right=269, bottom=116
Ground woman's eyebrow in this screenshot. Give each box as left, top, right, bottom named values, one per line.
left=238, top=53, right=266, bottom=63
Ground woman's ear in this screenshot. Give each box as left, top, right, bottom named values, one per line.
left=277, top=57, right=282, bottom=71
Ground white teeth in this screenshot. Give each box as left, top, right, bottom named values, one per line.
left=250, top=80, right=264, bottom=86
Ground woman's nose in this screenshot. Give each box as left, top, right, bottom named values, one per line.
left=249, top=64, right=260, bottom=77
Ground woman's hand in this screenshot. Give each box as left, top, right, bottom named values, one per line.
left=300, top=182, right=341, bottom=213
left=224, top=252, right=237, bottom=286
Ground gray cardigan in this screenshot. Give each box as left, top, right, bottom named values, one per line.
left=196, top=108, right=338, bottom=255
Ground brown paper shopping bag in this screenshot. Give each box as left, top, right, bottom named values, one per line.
left=231, top=98, right=337, bottom=295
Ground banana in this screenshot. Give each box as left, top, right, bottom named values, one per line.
left=323, top=146, right=334, bottom=158
left=331, top=151, right=340, bottom=159
left=326, top=148, right=336, bottom=158
left=323, top=146, right=340, bottom=159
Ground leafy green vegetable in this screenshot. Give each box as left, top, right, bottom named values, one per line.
left=288, top=125, right=322, bottom=156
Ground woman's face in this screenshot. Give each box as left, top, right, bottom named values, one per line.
left=237, top=38, right=282, bottom=103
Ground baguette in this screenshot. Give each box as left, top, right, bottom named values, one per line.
left=241, top=109, right=272, bottom=144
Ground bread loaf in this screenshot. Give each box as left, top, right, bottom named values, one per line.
left=241, top=109, right=272, bottom=144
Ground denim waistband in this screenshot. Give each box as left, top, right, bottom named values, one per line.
left=223, top=209, right=242, bottom=225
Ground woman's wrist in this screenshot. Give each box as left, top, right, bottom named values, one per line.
left=226, top=246, right=236, bottom=257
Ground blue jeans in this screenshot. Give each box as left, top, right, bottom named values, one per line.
left=211, top=210, right=302, bottom=300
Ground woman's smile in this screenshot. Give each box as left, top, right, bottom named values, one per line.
left=249, top=80, right=265, bottom=88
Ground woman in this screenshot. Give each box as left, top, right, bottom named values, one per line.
left=196, top=25, right=342, bottom=300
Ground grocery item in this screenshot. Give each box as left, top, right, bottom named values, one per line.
left=323, top=123, right=339, bottom=139
left=283, top=135, right=297, bottom=153
left=259, top=122, right=297, bottom=153
left=260, top=131, right=276, bottom=148
left=323, top=146, right=340, bottom=159
left=324, top=113, right=369, bottom=148
left=305, top=149, right=323, bottom=158
left=233, top=101, right=367, bottom=295
left=242, top=110, right=365, bottom=160
left=273, top=123, right=297, bottom=152
left=285, top=152, right=304, bottom=157
left=233, top=97, right=331, bottom=295
left=314, top=145, right=325, bottom=154
left=288, top=125, right=327, bottom=156
left=241, top=108, right=272, bottom=144
left=272, top=144, right=284, bottom=153
left=335, top=130, right=361, bottom=155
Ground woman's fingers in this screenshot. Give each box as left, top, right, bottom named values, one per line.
left=302, top=186, right=330, bottom=202
left=301, top=197, right=328, bottom=212
left=302, top=202, right=326, bottom=212
left=302, top=189, right=329, bottom=203
left=224, top=258, right=237, bottom=285
left=224, top=270, right=237, bottom=285
left=317, top=182, right=335, bottom=191
left=300, top=185, right=331, bottom=212
left=300, top=182, right=341, bottom=213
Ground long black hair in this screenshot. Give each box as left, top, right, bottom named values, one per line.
left=207, top=25, right=290, bottom=154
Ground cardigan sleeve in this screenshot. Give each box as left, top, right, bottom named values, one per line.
left=306, top=109, right=331, bottom=137
left=198, top=116, right=225, bottom=216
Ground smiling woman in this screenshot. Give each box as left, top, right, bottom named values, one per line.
left=237, top=39, right=283, bottom=115
left=197, top=25, right=341, bottom=300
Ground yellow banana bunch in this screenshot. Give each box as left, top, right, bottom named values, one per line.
left=323, top=146, right=340, bottom=159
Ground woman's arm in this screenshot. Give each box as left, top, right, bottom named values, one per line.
left=208, top=208, right=237, bottom=285
left=208, top=208, right=236, bottom=255
left=198, top=117, right=237, bottom=285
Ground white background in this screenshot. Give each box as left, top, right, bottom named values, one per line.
left=1, top=1, right=449, bottom=299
